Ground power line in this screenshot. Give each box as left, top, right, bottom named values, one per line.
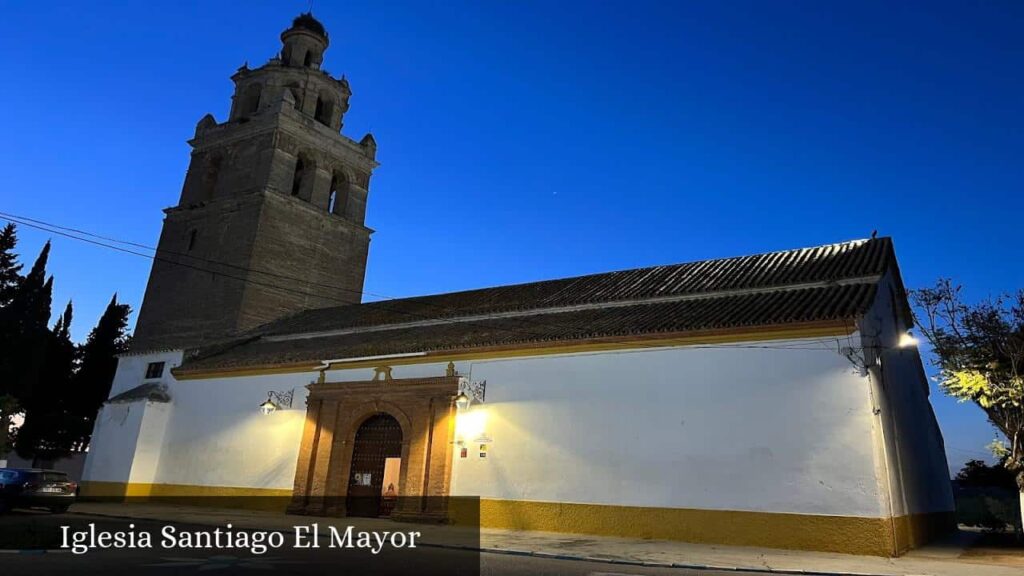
left=947, top=446, right=995, bottom=458
left=0, top=209, right=856, bottom=354
left=0, top=212, right=559, bottom=342
left=0, top=210, right=861, bottom=347
left=0, top=210, right=862, bottom=348
left=1, top=210, right=430, bottom=304
left=0, top=209, right=596, bottom=337
left=0, top=210, right=853, bottom=353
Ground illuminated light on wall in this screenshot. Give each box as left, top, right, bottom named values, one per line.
left=258, top=389, right=295, bottom=415
left=455, top=409, right=488, bottom=443
left=258, top=398, right=278, bottom=415
left=898, top=332, right=919, bottom=348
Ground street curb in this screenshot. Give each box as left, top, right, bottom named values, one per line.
left=476, top=546, right=900, bottom=576
left=63, top=510, right=906, bottom=576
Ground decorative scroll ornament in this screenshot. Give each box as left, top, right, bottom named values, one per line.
left=455, top=377, right=486, bottom=410
left=259, top=389, right=295, bottom=415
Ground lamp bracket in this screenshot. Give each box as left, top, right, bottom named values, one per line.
left=458, top=377, right=486, bottom=404
left=267, top=389, right=294, bottom=409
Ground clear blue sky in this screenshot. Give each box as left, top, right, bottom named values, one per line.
left=1, top=1, right=1021, bottom=473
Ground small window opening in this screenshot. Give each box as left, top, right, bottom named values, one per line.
left=187, top=229, right=197, bottom=252
left=145, top=361, right=165, bottom=379
left=304, top=51, right=313, bottom=67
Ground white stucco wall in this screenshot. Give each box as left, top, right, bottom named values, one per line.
left=449, top=340, right=887, bottom=517
left=85, top=301, right=951, bottom=522
left=877, top=349, right=955, bottom=516
left=127, top=401, right=172, bottom=484
left=150, top=371, right=314, bottom=490
left=84, top=350, right=314, bottom=491
left=83, top=350, right=183, bottom=485
left=145, top=344, right=885, bottom=518
left=82, top=401, right=147, bottom=483
left=859, top=267, right=955, bottom=517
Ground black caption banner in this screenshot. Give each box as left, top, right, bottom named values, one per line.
left=0, top=496, right=481, bottom=576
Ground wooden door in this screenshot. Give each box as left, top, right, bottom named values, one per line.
left=346, top=413, right=403, bottom=517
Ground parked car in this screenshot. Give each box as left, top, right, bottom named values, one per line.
left=0, top=468, right=77, bottom=513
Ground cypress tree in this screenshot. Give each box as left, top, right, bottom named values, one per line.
left=4, top=243, right=57, bottom=461
left=54, top=300, right=73, bottom=341
left=0, top=241, right=52, bottom=403
left=0, top=224, right=21, bottom=457
left=0, top=223, right=21, bottom=307
left=15, top=301, right=78, bottom=461
left=72, top=294, right=131, bottom=450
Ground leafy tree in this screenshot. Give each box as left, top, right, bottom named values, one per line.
left=912, top=279, right=1024, bottom=530
left=954, top=458, right=1023, bottom=532
left=71, top=294, right=131, bottom=450
left=956, top=458, right=1019, bottom=491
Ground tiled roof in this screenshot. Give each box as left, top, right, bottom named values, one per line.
left=179, top=237, right=897, bottom=372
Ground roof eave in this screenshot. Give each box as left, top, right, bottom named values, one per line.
left=173, top=318, right=859, bottom=381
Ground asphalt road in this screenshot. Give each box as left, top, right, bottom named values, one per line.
left=0, top=511, right=764, bottom=576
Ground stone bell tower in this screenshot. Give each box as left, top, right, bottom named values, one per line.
left=132, top=13, right=378, bottom=351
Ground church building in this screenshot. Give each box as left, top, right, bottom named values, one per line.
left=81, top=14, right=955, bottom=557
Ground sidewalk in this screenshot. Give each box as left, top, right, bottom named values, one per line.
left=67, top=502, right=1021, bottom=576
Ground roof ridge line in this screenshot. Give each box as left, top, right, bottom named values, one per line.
left=269, top=237, right=882, bottom=321
left=263, top=273, right=882, bottom=343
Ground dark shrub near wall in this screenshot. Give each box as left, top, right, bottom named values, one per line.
left=953, top=484, right=1022, bottom=532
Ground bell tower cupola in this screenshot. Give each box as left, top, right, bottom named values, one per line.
left=281, top=13, right=328, bottom=69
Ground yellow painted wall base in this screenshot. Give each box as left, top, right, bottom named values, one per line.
left=892, top=510, right=957, bottom=555
left=79, top=483, right=954, bottom=556
left=450, top=498, right=955, bottom=557
left=78, top=481, right=293, bottom=512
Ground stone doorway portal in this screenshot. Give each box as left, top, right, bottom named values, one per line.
left=346, top=413, right=403, bottom=517
left=288, top=372, right=459, bottom=521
